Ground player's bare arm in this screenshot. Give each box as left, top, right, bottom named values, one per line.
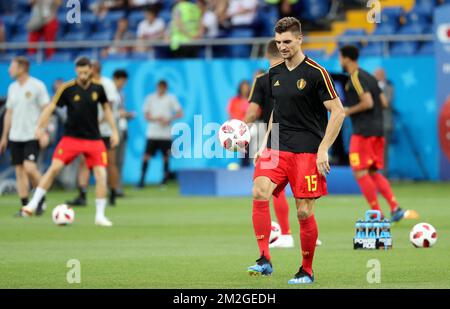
left=317, top=97, right=346, bottom=176
left=102, top=103, right=120, bottom=148
left=344, top=92, right=373, bottom=116
left=0, top=108, right=12, bottom=153
left=244, top=103, right=262, bottom=125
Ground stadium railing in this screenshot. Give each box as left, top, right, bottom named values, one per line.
left=0, top=34, right=434, bottom=62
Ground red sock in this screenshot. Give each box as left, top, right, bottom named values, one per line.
left=299, top=215, right=318, bottom=276
left=272, top=190, right=290, bottom=235
left=252, top=200, right=271, bottom=261
left=356, top=174, right=383, bottom=215
left=370, top=173, right=398, bottom=212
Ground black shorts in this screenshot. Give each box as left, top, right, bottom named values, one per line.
left=9, top=140, right=40, bottom=165
left=145, top=139, right=172, bottom=156
left=102, top=137, right=111, bottom=150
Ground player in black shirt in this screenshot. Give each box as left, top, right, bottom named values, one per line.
left=247, top=17, right=345, bottom=284
left=22, top=57, right=119, bottom=227
left=339, top=45, right=415, bottom=223
left=245, top=40, right=294, bottom=249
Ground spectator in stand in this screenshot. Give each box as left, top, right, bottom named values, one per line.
left=90, top=0, right=128, bottom=18
left=197, top=0, right=219, bottom=38
left=265, top=0, right=300, bottom=19
left=130, top=0, right=162, bottom=10
left=226, top=0, right=258, bottom=28
left=0, top=19, right=5, bottom=53
left=210, top=0, right=229, bottom=28
left=135, top=6, right=166, bottom=52
left=102, top=18, right=135, bottom=57
left=170, top=0, right=202, bottom=58
left=227, top=80, right=251, bottom=166
left=228, top=80, right=251, bottom=121
left=27, top=0, right=62, bottom=59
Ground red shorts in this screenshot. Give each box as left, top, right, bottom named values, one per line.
left=349, top=135, right=385, bottom=171
left=253, top=148, right=327, bottom=199
left=53, top=136, right=107, bottom=168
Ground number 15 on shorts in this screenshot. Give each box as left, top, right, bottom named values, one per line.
left=305, top=175, right=317, bottom=192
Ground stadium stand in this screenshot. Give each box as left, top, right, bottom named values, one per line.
left=0, top=0, right=447, bottom=59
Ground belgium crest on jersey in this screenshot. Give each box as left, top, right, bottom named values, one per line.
left=92, top=91, right=98, bottom=101
left=297, top=79, right=307, bottom=90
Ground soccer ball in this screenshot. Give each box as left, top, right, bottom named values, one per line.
left=52, top=204, right=75, bottom=226
left=218, top=119, right=251, bottom=152
left=409, top=223, right=437, bottom=248
left=270, top=221, right=281, bottom=244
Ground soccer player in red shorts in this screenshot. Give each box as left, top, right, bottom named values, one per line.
left=247, top=18, right=345, bottom=284
left=245, top=39, right=294, bottom=248
left=339, top=45, right=416, bottom=222
left=21, top=57, right=119, bottom=227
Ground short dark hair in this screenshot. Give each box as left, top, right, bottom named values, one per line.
left=339, top=45, right=359, bottom=61
left=113, top=69, right=128, bottom=79
left=158, top=80, right=168, bottom=88
left=75, top=56, right=92, bottom=67
left=275, top=17, right=302, bottom=35
left=266, top=39, right=280, bottom=58
left=13, top=56, right=30, bottom=72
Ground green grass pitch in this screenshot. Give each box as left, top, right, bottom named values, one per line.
left=0, top=182, right=449, bottom=288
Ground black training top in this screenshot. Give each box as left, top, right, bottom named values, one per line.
left=52, top=80, right=108, bottom=140
left=344, top=68, right=384, bottom=137
left=268, top=56, right=338, bottom=153
left=248, top=72, right=273, bottom=124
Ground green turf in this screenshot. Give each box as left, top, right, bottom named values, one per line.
left=0, top=182, right=449, bottom=288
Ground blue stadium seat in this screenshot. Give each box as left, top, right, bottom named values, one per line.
left=406, top=7, right=432, bottom=25
left=390, top=41, right=419, bottom=56
left=380, top=7, right=404, bottom=27
left=161, top=0, right=176, bottom=10
left=417, top=42, right=434, bottom=55
left=300, top=0, right=331, bottom=21
left=372, top=24, right=397, bottom=35
left=128, top=11, right=146, bottom=32
left=90, top=30, right=115, bottom=41
left=360, top=42, right=385, bottom=57
left=62, top=31, right=88, bottom=41
left=398, top=24, right=428, bottom=35
left=411, top=1, right=435, bottom=16
left=16, top=0, right=30, bottom=13
left=10, top=33, right=28, bottom=42
left=159, top=9, right=172, bottom=25
left=95, top=11, right=125, bottom=32
left=13, top=13, right=30, bottom=35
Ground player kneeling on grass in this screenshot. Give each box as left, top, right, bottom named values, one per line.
left=247, top=17, right=345, bottom=284
left=21, top=57, right=119, bottom=227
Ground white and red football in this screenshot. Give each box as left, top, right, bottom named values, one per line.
left=52, top=204, right=75, bottom=226
left=218, top=119, right=251, bottom=153
left=409, top=223, right=437, bottom=248
left=269, top=221, right=281, bottom=244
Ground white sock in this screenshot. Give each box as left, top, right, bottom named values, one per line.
left=95, top=198, right=107, bottom=220
left=28, top=187, right=46, bottom=211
